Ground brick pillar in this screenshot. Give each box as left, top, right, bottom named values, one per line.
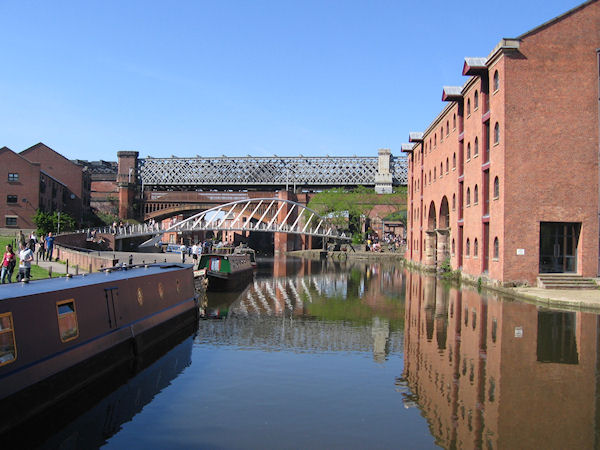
left=117, top=151, right=139, bottom=220
left=274, top=191, right=297, bottom=254
left=424, top=230, right=437, bottom=267
left=436, top=228, right=450, bottom=266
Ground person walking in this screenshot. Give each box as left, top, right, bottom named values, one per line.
left=45, top=232, right=55, bottom=261
left=1, top=244, right=16, bottom=284
left=17, top=242, right=33, bottom=282
left=180, top=243, right=186, bottom=263
left=38, top=235, right=46, bottom=261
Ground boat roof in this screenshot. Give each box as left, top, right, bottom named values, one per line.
left=0, top=263, right=193, bottom=300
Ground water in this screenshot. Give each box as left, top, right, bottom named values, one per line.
left=9, top=257, right=600, bottom=449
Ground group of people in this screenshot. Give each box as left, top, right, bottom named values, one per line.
left=365, top=232, right=405, bottom=253
left=179, top=240, right=216, bottom=263
left=1, top=231, right=55, bottom=284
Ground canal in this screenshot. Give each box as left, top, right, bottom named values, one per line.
left=10, top=257, right=600, bottom=449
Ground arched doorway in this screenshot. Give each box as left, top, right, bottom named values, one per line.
left=425, top=202, right=437, bottom=267
left=437, top=196, right=451, bottom=265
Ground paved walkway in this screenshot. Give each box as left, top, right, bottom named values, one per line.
left=511, top=284, right=600, bottom=311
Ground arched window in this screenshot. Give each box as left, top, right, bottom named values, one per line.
left=466, top=238, right=470, bottom=256
left=452, top=153, right=456, bottom=168
left=474, top=90, right=479, bottom=109
left=493, top=70, right=499, bottom=91
left=452, top=193, right=456, bottom=210
left=453, top=114, right=456, bottom=129
left=452, top=239, right=455, bottom=255
left=467, top=98, right=471, bottom=116
left=440, top=163, right=443, bottom=178
left=466, top=188, right=471, bottom=206
left=446, top=158, right=449, bottom=173
left=429, top=171, right=431, bottom=184
left=440, top=127, right=443, bottom=142
left=467, top=143, right=471, bottom=160
left=494, top=122, right=500, bottom=144
left=434, top=167, right=436, bottom=180
left=493, top=237, right=499, bottom=259
left=493, top=176, right=500, bottom=198
left=474, top=238, right=478, bottom=257
left=434, top=134, right=437, bottom=147
left=474, top=137, right=479, bottom=156
left=474, top=185, right=479, bottom=204
left=446, top=120, right=450, bottom=136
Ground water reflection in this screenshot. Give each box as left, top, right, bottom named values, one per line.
left=2, top=324, right=195, bottom=448
left=198, top=257, right=405, bottom=362
left=401, top=271, right=599, bottom=449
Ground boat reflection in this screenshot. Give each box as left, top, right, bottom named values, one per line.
left=400, top=271, right=599, bottom=449
left=1, top=322, right=195, bottom=449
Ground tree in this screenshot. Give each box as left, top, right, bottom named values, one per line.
left=33, top=210, right=76, bottom=235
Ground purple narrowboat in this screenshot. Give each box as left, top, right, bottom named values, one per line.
left=0, top=263, right=198, bottom=430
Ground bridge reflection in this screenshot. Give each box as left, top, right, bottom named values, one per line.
left=400, top=272, right=600, bottom=449
left=197, top=259, right=405, bottom=361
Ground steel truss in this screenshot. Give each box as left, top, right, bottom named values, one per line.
left=166, top=198, right=350, bottom=240
left=139, top=155, right=407, bottom=187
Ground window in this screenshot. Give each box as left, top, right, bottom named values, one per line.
left=0, top=313, right=17, bottom=366
left=446, top=158, right=449, bottom=173
left=472, top=309, right=477, bottom=329
left=493, top=237, right=499, bottom=259
left=8, top=173, right=18, bottom=182
left=474, top=185, right=479, bottom=204
left=434, top=134, right=437, bottom=147
left=440, top=163, right=443, bottom=178
left=434, top=168, right=436, bottom=180
left=6, top=195, right=17, bottom=204
left=474, top=137, right=479, bottom=156
left=493, top=70, right=499, bottom=91
left=466, top=238, right=470, bottom=256
left=474, top=238, right=478, bottom=257
left=57, top=299, right=79, bottom=343
left=466, top=188, right=471, bottom=206
left=493, top=176, right=500, bottom=198
left=446, top=120, right=450, bottom=136
left=474, top=90, right=479, bottom=109
left=440, top=128, right=443, bottom=142
left=467, top=143, right=471, bottom=160
left=452, top=153, right=456, bottom=169
left=5, top=216, right=17, bottom=227
left=429, top=171, right=431, bottom=184
left=453, top=114, right=456, bottom=129
left=494, top=122, right=500, bottom=144
left=467, top=99, right=471, bottom=116
left=452, top=193, right=456, bottom=210
left=452, top=239, right=455, bottom=255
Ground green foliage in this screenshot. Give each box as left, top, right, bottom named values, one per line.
left=33, top=210, right=75, bottom=235
left=440, top=258, right=461, bottom=281
left=352, top=232, right=364, bottom=244
left=307, top=186, right=407, bottom=232
left=383, top=210, right=407, bottom=223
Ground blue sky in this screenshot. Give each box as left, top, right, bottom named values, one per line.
left=0, top=0, right=583, bottom=161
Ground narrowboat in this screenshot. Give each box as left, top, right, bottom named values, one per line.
left=197, top=252, right=254, bottom=291
left=0, top=263, right=198, bottom=431
left=234, top=244, right=257, bottom=268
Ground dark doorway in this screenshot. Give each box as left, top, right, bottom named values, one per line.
left=539, top=222, right=580, bottom=273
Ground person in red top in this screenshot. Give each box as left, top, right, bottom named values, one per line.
left=1, top=244, right=16, bottom=284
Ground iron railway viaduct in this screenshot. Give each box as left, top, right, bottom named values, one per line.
left=114, top=149, right=407, bottom=252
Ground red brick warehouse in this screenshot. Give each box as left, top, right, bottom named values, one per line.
left=403, top=0, right=600, bottom=286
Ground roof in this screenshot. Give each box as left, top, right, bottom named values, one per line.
left=408, top=132, right=424, bottom=143
left=21, top=142, right=81, bottom=170
left=462, top=57, right=488, bottom=75
left=442, top=86, right=463, bottom=101
left=401, top=143, right=415, bottom=152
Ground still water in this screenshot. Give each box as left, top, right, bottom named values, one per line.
left=13, top=257, right=600, bottom=449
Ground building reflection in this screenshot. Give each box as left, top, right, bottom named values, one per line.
left=401, top=271, right=599, bottom=449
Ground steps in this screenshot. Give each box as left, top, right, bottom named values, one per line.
left=537, top=274, right=599, bottom=289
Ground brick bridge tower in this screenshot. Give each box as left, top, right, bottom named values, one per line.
left=117, top=151, right=139, bottom=220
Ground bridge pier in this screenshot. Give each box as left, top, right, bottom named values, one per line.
left=274, top=191, right=297, bottom=255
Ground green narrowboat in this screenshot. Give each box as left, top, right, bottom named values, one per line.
left=197, top=252, right=253, bottom=291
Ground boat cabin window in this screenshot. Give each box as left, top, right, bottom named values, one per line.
left=57, top=299, right=79, bottom=343
left=0, top=312, right=17, bottom=366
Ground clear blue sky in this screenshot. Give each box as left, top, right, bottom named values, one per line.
left=0, top=0, right=583, bottom=161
